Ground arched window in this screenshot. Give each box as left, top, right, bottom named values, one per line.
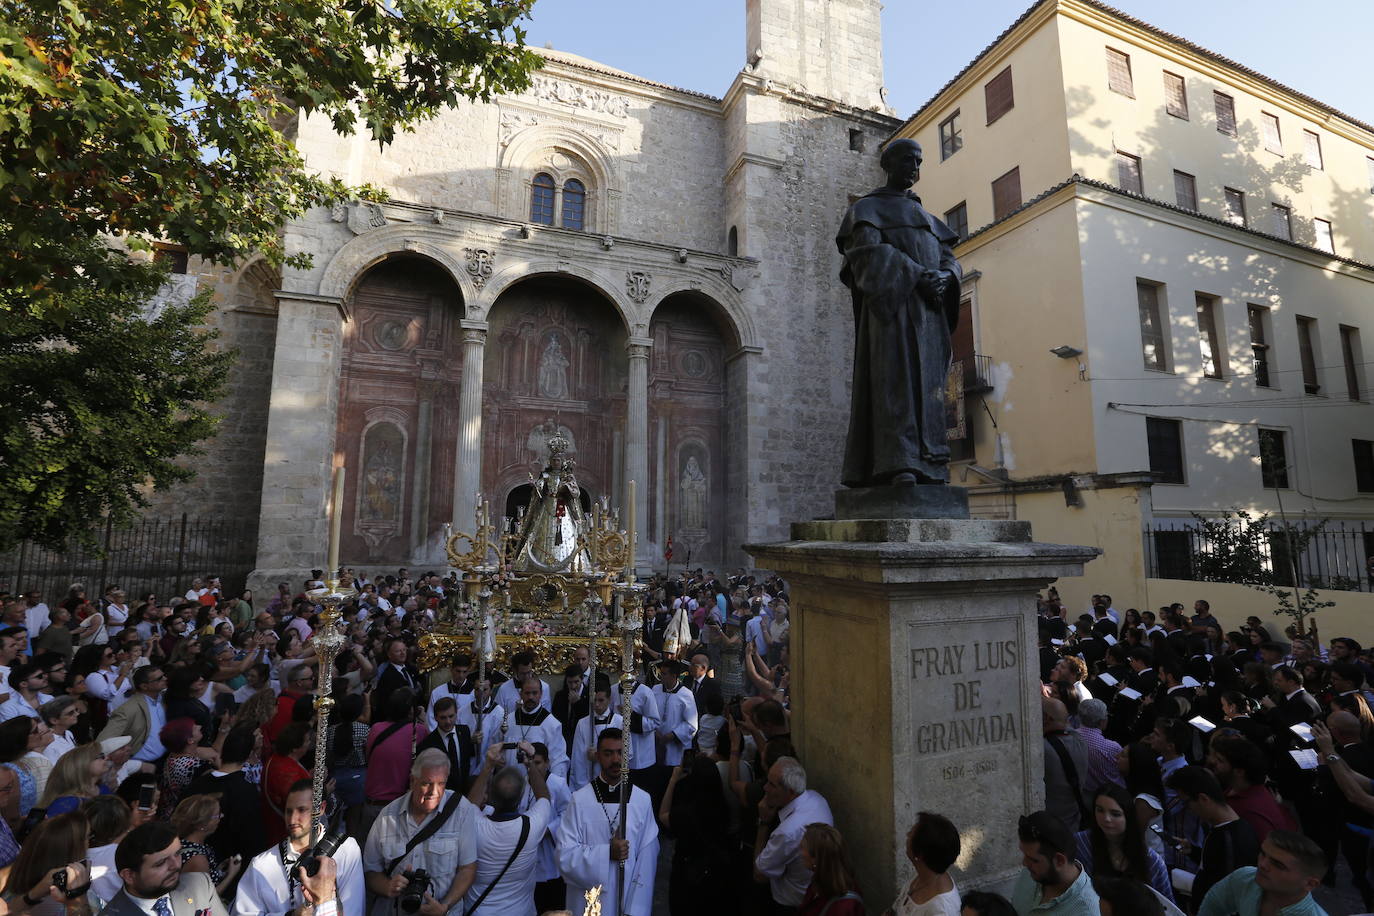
left=727, top=225, right=739, bottom=256
left=530, top=173, right=555, bottom=225
left=561, top=179, right=586, bottom=230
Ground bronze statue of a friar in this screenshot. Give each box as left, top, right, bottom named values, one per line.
left=837, top=137, right=963, bottom=488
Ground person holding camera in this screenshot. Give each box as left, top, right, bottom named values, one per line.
left=363, top=747, right=479, bottom=916
left=463, top=741, right=551, bottom=916
left=233, top=779, right=364, bottom=916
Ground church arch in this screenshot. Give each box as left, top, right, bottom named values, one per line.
left=316, top=226, right=477, bottom=309
left=479, top=261, right=633, bottom=333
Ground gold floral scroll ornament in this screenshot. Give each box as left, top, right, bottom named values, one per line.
left=445, top=529, right=490, bottom=570
left=582, top=528, right=629, bottom=572
left=418, top=631, right=629, bottom=674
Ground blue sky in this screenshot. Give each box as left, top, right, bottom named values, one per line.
left=519, top=0, right=1371, bottom=125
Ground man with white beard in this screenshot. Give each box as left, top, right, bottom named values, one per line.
left=556, top=729, right=657, bottom=916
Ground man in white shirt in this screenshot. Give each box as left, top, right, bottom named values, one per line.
left=363, top=748, right=479, bottom=916
left=753, top=756, right=834, bottom=909
left=427, top=655, right=474, bottom=729
left=234, top=780, right=365, bottom=916
left=482, top=676, right=568, bottom=780
left=464, top=742, right=551, bottom=916
left=650, top=660, right=697, bottom=806
left=0, top=661, right=53, bottom=720
left=495, top=652, right=552, bottom=713
left=23, top=592, right=49, bottom=642
left=570, top=678, right=622, bottom=790
left=184, top=578, right=209, bottom=604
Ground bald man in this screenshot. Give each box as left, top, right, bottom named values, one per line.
left=1041, top=696, right=1090, bottom=831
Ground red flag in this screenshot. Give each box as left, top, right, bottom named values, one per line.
left=664, top=536, right=673, bottom=561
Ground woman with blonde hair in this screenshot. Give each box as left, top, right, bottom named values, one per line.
left=171, top=794, right=242, bottom=896
left=799, top=823, right=864, bottom=916
left=235, top=685, right=279, bottom=735
left=40, top=743, right=108, bottom=815
left=1, top=810, right=90, bottom=915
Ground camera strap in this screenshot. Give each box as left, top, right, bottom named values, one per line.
left=461, top=816, right=530, bottom=916
left=384, top=791, right=464, bottom=876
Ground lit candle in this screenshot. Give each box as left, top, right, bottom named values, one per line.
left=326, top=465, right=345, bottom=581
left=626, top=479, right=636, bottom=577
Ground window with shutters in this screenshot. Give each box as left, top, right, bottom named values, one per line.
left=1262, top=112, right=1282, bottom=154
left=1196, top=294, right=1223, bottom=379
left=1270, top=203, right=1292, bottom=241
left=1146, top=418, right=1185, bottom=484
left=1106, top=48, right=1134, bottom=97
left=530, top=173, right=556, bottom=225
left=939, top=111, right=963, bottom=160
left=1314, top=218, right=1334, bottom=254
left=1214, top=91, right=1237, bottom=137
left=1303, top=130, right=1323, bottom=170
left=1115, top=152, right=1143, bottom=194
left=1340, top=326, right=1364, bottom=401
left=1353, top=439, right=1374, bottom=492
left=1258, top=429, right=1289, bottom=489
left=1173, top=170, right=1198, bottom=210
left=1138, top=280, right=1170, bottom=372
left=991, top=167, right=1021, bottom=220
left=1296, top=315, right=1320, bottom=395
left=944, top=202, right=969, bottom=241
left=984, top=67, right=1014, bottom=125
left=1223, top=187, right=1246, bottom=226
left=1248, top=305, right=1274, bottom=387
left=1163, top=72, right=1188, bottom=119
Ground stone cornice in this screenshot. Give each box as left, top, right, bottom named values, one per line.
left=722, top=71, right=901, bottom=130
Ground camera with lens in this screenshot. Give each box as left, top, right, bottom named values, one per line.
left=399, top=868, right=431, bottom=913
left=297, top=826, right=347, bottom=878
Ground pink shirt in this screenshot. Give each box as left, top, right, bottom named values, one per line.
left=364, top=721, right=428, bottom=802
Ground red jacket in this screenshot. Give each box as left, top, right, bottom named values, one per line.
left=262, top=690, right=306, bottom=745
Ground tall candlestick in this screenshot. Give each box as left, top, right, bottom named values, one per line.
left=625, top=479, right=636, bottom=578
left=326, top=465, right=344, bottom=579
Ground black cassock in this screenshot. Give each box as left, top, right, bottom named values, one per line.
left=836, top=187, right=962, bottom=487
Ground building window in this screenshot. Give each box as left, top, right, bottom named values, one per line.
left=1146, top=417, right=1185, bottom=484
left=153, top=244, right=189, bottom=275
left=530, top=173, right=556, bottom=225
left=561, top=179, right=586, bottom=230
left=1314, top=218, right=1334, bottom=254
left=1223, top=187, right=1246, bottom=226
left=1296, top=315, right=1320, bottom=394
left=1258, top=428, right=1289, bottom=489
left=984, top=67, right=1014, bottom=125
left=1153, top=530, right=1194, bottom=579
left=991, top=167, right=1021, bottom=220
left=1138, top=280, right=1170, bottom=372
left=1214, top=91, right=1237, bottom=137
left=848, top=128, right=865, bottom=152
left=1163, top=72, right=1188, bottom=119
left=727, top=225, right=739, bottom=257
left=944, top=202, right=969, bottom=241
left=1354, top=439, right=1374, bottom=492
left=1270, top=203, right=1292, bottom=241
left=939, top=110, right=963, bottom=160
left=1106, top=47, right=1134, bottom=97
left=1341, top=325, right=1364, bottom=400
left=1196, top=294, right=1223, bottom=379
left=1303, top=130, right=1323, bottom=170
left=1173, top=170, right=1198, bottom=211
left=1115, top=151, right=1143, bottom=194
left=1261, top=112, right=1283, bottom=154
left=1248, top=305, right=1273, bottom=387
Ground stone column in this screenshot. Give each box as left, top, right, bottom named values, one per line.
left=625, top=337, right=652, bottom=568
left=454, top=320, right=488, bottom=537
left=248, top=292, right=348, bottom=592
left=747, top=519, right=1097, bottom=908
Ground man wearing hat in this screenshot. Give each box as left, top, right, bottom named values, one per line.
left=1011, top=810, right=1099, bottom=915
left=649, top=659, right=698, bottom=810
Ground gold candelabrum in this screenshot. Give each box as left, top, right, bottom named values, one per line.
left=304, top=576, right=355, bottom=842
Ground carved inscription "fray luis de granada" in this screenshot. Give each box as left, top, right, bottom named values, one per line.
left=910, top=638, right=1020, bottom=755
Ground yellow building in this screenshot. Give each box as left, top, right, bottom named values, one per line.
left=891, top=0, right=1374, bottom=624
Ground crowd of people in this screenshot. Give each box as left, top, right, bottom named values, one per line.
left=0, top=574, right=1367, bottom=916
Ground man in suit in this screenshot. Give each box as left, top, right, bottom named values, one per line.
left=1264, top=666, right=1322, bottom=727
left=417, top=696, right=473, bottom=792
left=686, top=652, right=723, bottom=710
left=105, top=822, right=230, bottom=916
left=552, top=663, right=590, bottom=756
left=374, top=638, right=426, bottom=709
left=98, top=666, right=168, bottom=766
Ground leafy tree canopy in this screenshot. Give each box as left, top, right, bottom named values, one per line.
left=0, top=0, right=539, bottom=320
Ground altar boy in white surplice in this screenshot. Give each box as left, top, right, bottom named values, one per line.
left=556, top=728, right=658, bottom=916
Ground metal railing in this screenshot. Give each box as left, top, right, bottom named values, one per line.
left=1145, top=519, right=1374, bottom=592
left=965, top=354, right=994, bottom=393
left=0, top=514, right=258, bottom=604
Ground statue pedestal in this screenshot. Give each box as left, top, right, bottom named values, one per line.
left=746, top=517, right=1097, bottom=908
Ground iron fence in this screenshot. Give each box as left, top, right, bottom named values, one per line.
left=1145, top=519, right=1374, bottom=592
left=0, top=515, right=258, bottom=604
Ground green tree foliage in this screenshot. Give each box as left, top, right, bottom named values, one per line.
left=1, top=0, right=537, bottom=320
left=0, top=238, right=234, bottom=552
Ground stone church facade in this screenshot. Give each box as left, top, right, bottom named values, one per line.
left=149, top=0, right=901, bottom=586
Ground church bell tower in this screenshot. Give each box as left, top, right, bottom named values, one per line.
left=744, top=0, right=888, bottom=111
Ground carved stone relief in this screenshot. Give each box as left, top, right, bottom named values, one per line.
left=527, top=76, right=631, bottom=118
left=464, top=248, right=495, bottom=290
left=626, top=271, right=652, bottom=304
left=347, top=203, right=388, bottom=235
